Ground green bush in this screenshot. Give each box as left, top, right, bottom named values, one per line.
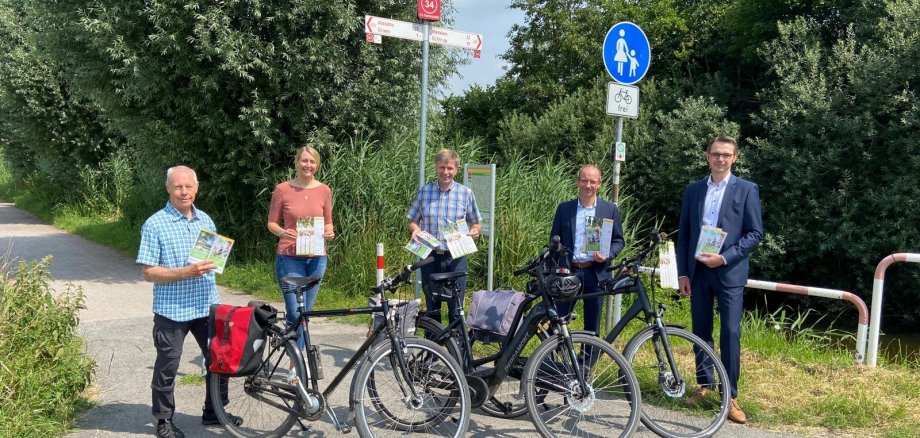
left=0, top=257, right=94, bottom=437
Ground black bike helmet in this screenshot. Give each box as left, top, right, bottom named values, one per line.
left=545, top=273, right=582, bottom=300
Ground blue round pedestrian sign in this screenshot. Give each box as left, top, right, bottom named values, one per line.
left=602, top=22, right=651, bottom=85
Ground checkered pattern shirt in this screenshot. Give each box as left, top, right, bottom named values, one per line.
left=407, top=181, right=482, bottom=249
left=136, top=202, right=220, bottom=322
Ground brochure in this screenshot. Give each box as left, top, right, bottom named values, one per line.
left=695, top=225, right=727, bottom=258
left=442, top=219, right=477, bottom=259
left=659, top=240, right=679, bottom=289
left=296, top=216, right=325, bottom=256
left=404, top=231, right=440, bottom=258
left=584, top=216, right=615, bottom=256
left=188, top=229, right=234, bottom=274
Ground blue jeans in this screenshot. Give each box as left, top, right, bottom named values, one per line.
left=276, top=255, right=327, bottom=349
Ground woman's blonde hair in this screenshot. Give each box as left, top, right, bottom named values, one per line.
left=295, top=144, right=322, bottom=170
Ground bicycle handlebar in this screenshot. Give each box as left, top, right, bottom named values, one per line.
left=514, top=235, right=564, bottom=276
left=371, top=256, right=435, bottom=294
left=605, top=228, right=676, bottom=274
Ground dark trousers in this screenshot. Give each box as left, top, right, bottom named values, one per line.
left=689, top=265, right=744, bottom=399
left=419, top=252, right=467, bottom=324
left=151, top=314, right=228, bottom=420
left=556, top=266, right=602, bottom=336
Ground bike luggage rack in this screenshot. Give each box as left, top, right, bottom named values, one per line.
left=638, top=266, right=869, bottom=364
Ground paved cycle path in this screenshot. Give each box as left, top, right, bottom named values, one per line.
left=0, top=202, right=804, bottom=437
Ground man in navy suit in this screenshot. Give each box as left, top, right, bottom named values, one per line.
left=550, top=165, right=625, bottom=336
left=677, top=135, right=763, bottom=424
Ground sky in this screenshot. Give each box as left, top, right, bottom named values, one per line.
left=440, top=1, right=525, bottom=96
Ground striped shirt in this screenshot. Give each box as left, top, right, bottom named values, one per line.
left=136, top=202, right=220, bottom=322
left=407, top=181, right=482, bottom=249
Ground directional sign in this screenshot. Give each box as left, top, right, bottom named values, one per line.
left=418, top=0, right=441, bottom=22
left=365, top=16, right=423, bottom=44
left=365, top=15, right=483, bottom=57
left=606, top=82, right=639, bottom=118
left=429, top=27, right=483, bottom=57
left=602, top=22, right=651, bottom=85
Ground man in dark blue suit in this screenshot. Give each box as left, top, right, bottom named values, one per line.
left=550, top=165, right=625, bottom=336
left=677, top=135, right=763, bottom=424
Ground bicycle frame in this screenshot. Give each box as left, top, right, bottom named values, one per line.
left=426, top=244, right=593, bottom=397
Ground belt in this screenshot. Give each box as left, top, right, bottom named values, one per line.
left=571, top=261, right=594, bottom=269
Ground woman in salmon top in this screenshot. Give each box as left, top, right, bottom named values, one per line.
left=267, top=144, right=334, bottom=350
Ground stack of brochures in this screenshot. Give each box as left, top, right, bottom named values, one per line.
left=296, top=216, right=325, bottom=256
left=695, top=225, right=727, bottom=257
left=188, top=229, right=234, bottom=274
left=442, top=219, right=477, bottom=258
left=405, top=231, right=440, bottom=258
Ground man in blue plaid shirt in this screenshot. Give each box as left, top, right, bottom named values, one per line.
left=407, top=149, right=482, bottom=324
left=136, top=166, right=239, bottom=438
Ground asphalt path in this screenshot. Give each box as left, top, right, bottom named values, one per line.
left=0, top=202, right=804, bottom=437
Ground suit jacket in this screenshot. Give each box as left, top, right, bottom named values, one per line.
left=550, top=197, right=625, bottom=283
left=676, top=174, right=764, bottom=288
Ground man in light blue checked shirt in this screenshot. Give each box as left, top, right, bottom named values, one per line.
left=136, top=165, right=238, bottom=438
left=408, top=149, right=482, bottom=325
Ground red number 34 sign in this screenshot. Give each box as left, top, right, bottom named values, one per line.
left=417, top=0, right=441, bottom=22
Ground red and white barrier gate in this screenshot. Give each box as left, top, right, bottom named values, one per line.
left=866, top=253, right=920, bottom=367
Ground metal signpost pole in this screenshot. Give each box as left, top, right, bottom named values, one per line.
left=602, top=21, right=650, bottom=332
left=607, top=116, right=625, bottom=329
left=415, top=20, right=430, bottom=299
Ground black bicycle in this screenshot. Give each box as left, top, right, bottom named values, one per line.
left=589, top=230, right=731, bottom=438
left=209, top=257, right=471, bottom=438
left=416, top=237, right=641, bottom=438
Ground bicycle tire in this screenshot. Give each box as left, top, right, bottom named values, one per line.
left=623, top=326, right=730, bottom=438
left=414, top=316, right=463, bottom=364
left=475, top=329, right=547, bottom=419
left=352, top=337, right=470, bottom=437
left=209, top=338, right=304, bottom=438
left=523, top=332, right=641, bottom=438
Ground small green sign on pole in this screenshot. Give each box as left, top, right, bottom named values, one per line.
left=615, top=142, right=626, bottom=162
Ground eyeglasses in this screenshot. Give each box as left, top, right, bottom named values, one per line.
left=578, top=178, right=601, bottom=185
left=708, top=152, right=734, bottom=159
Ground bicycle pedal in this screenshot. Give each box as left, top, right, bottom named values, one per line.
left=340, top=423, right=352, bottom=434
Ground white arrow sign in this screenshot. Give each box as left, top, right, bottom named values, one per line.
left=429, top=27, right=482, bottom=51
left=365, top=15, right=424, bottom=43
left=365, top=15, right=483, bottom=56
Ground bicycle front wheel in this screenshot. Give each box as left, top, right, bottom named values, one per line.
left=209, top=339, right=304, bottom=438
left=624, top=326, right=730, bottom=438
left=352, top=337, right=470, bottom=437
left=523, top=332, right=641, bottom=438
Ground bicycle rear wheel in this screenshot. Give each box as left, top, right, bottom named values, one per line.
left=523, top=332, right=640, bottom=438
left=209, top=339, right=304, bottom=438
left=353, top=338, right=470, bottom=437
left=414, top=316, right=529, bottom=419
left=624, top=326, right=730, bottom=438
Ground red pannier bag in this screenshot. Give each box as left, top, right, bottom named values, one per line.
left=208, top=301, right=276, bottom=376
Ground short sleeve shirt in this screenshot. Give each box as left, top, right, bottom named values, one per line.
left=267, top=182, right=334, bottom=256
left=407, top=181, right=482, bottom=249
left=136, top=202, right=220, bottom=322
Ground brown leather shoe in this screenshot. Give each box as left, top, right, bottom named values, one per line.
left=685, top=387, right=712, bottom=407
left=728, top=398, right=747, bottom=424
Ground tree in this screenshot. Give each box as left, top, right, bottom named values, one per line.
left=6, top=0, right=458, bottom=247
left=750, top=1, right=920, bottom=320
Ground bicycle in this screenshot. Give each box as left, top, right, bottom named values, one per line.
left=208, top=257, right=471, bottom=438
left=588, top=230, right=731, bottom=438
left=614, top=88, right=633, bottom=104
left=416, top=237, right=641, bottom=438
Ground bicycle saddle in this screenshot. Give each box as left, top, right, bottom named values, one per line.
left=281, top=275, right=323, bottom=288
left=430, top=271, right=466, bottom=282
